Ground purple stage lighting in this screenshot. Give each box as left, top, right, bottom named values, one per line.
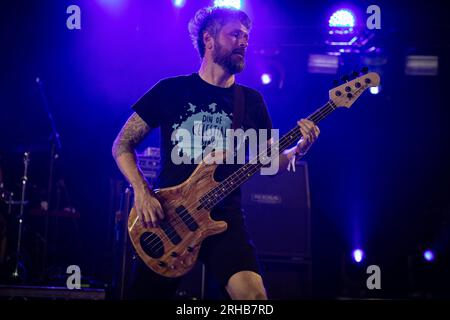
left=97, top=0, right=126, bottom=9
left=261, top=73, right=272, bottom=85
left=423, top=250, right=435, bottom=262
left=214, top=0, right=242, bottom=10
left=329, top=9, right=356, bottom=28
left=308, top=54, right=339, bottom=74
left=173, top=0, right=186, bottom=8
left=352, top=249, right=364, bottom=263
left=405, top=55, right=439, bottom=76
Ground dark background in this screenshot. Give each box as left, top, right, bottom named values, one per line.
left=0, top=0, right=449, bottom=299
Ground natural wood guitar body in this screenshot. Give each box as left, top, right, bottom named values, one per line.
left=128, top=152, right=228, bottom=278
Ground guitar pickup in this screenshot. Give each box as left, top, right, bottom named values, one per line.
left=175, top=206, right=198, bottom=231
left=160, top=220, right=182, bottom=245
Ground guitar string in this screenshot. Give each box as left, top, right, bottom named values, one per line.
left=141, top=99, right=338, bottom=252
left=141, top=101, right=334, bottom=251
left=139, top=101, right=334, bottom=248
left=199, top=83, right=369, bottom=209
left=150, top=100, right=334, bottom=230
left=141, top=99, right=338, bottom=251
left=141, top=84, right=367, bottom=253
left=193, top=85, right=366, bottom=218
left=144, top=83, right=368, bottom=253
left=200, top=102, right=335, bottom=205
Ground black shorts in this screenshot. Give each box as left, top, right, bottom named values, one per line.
left=126, top=206, right=261, bottom=299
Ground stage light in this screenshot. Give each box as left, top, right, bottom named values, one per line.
left=254, top=50, right=285, bottom=89
left=329, top=9, right=355, bottom=28
left=326, top=9, right=360, bottom=53
left=370, top=86, right=380, bottom=95
left=214, top=0, right=242, bottom=9
left=423, top=250, right=435, bottom=262
left=308, top=54, right=339, bottom=74
left=173, top=0, right=186, bottom=8
left=352, top=249, right=364, bottom=263
left=261, top=73, right=272, bottom=85
left=405, top=55, right=439, bottom=76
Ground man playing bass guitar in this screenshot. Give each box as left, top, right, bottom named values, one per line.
left=112, top=6, right=320, bottom=300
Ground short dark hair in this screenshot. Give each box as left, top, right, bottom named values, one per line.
left=188, top=6, right=252, bottom=58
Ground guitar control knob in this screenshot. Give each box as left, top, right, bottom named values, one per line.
left=335, top=91, right=342, bottom=97
left=347, top=93, right=353, bottom=98
left=355, top=82, right=361, bottom=88
left=345, top=86, right=351, bottom=92
left=365, top=78, right=371, bottom=84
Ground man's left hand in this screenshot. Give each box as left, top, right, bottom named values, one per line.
left=296, top=119, right=320, bottom=155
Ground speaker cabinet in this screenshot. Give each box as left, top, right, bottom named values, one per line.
left=241, top=160, right=311, bottom=258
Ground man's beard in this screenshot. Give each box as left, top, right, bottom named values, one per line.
left=213, top=42, right=245, bottom=75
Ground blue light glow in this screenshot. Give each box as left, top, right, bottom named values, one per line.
left=370, top=86, right=380, bottom=95
left=214, top=0, right=242, bottom=10
left=329, top=9, right=356, bottom=28
left=261, top=73, right=272, bottom=85
left=352, top=249, right=364, bottom=263
left=96, top=0, right=127, bottom=14
left=97, top=0, right=126, bottom=9
left=424, top=250, right=435, bottom=262
left=173, top=0, right=186, bottom=7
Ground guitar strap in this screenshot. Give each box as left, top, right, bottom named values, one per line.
left=232, top=84, right=245, bottom=130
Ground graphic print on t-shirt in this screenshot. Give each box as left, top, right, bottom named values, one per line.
left=171, top=102, right=234, bottom=162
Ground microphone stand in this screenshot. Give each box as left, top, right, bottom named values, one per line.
left=36, top=77, right=62, bottom=282
left=9, top=152, right=31, bottom=283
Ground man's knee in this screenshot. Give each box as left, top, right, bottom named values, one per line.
left=226, top=271, right=268, bottom=300
left=237, top=288, right=267, bottom=300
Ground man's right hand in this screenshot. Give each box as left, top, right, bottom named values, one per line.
left=111, top=112, right=164, bottom=228
left=133, top=188, right=165, bottom=228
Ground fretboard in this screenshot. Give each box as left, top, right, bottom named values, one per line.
left=199, top=100, right=337, bottom=210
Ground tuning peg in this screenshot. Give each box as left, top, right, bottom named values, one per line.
left=341, top=75, right=350, bottom=83
left=360, top=66, right=369, bottom=74
left=351, top=70, right=360, bottom=78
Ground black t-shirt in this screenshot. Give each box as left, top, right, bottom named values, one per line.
left=132, top=73, right=272, bottom=208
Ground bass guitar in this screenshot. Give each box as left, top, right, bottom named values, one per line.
left=128, top=71, right=380, bottom=278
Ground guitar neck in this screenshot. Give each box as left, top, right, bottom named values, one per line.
left=199, top=100, right=338, bottom=210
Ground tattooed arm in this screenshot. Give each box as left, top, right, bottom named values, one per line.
left=112, top=112, right=164, bottom=227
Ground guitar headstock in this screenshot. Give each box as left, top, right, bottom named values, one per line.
left=329, top=72, right=380, bottom=109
